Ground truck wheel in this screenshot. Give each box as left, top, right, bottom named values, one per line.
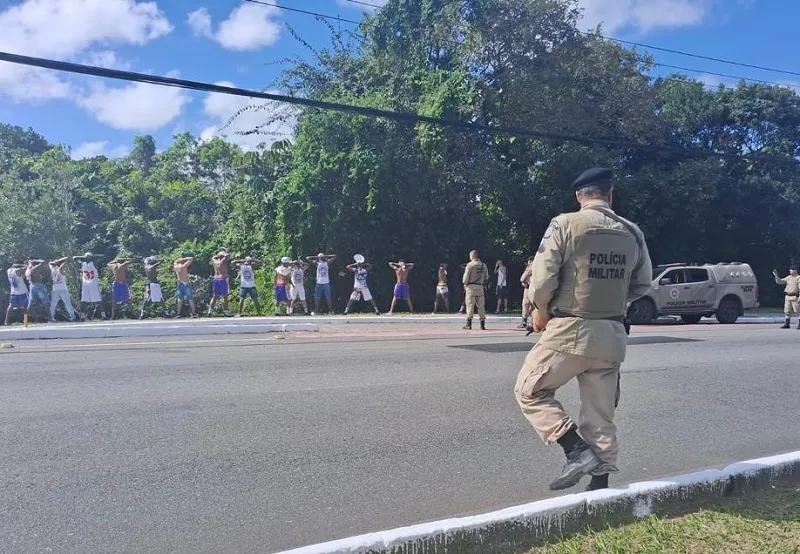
left=680, top=314, right=703, bottom=324
left=627, top=299, right=655, bottom=325
left=715, top=297, right=740, bottom=324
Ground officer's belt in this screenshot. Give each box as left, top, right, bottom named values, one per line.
left=551, top=311, right=626, bottom=324
left=787, top=293, right=799, bottom=297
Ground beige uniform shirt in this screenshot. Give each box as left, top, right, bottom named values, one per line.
left=462, top=260, right=490, bottom=295
left=532, top=200, right=653, bottom=363
left=776, top=274, right=800, bottom=294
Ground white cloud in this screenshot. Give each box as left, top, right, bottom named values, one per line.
left=80, top=50, right=132, bottom=71
left=187, top=3, right=281, bottom=51
left=187, top=7, right=213, bottom=38
left=78, top=73, right=190, bottom=131
left=577, top=0, right=710, bottom=34
left=200, top=81, right=295, bottom=150
left=0, top=0, right=171, bottom=106
left=71, top=141, right=130, bottom=160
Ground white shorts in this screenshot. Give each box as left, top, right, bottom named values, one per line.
left=350, top=287, right=372, bottom=302
left=290, top=284, right=306, bottom=301
left=436, top=285, right=449, bottom=296
left=144, top=283, right=163, bottom=303
left=81, top=281, right=102, bottom=303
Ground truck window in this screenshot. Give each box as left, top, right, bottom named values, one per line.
left=660, top=269, right=685, bottom=285
left=685, top=269, right=710, bottom=283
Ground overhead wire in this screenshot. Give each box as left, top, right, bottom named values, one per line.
left=0, top=50, right=760, bottom=161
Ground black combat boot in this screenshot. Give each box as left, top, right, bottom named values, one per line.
left=480, top=319, right=486, bottom=330
left=585, top=474, right=609, bottom=491
left=781, top=317, right=791, bottom=329
left=550, top=433, right=602, bottom=491
left=462, top=318, right=472, bottom=330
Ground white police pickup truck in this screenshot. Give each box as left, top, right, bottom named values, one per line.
left=626, top=262, right=759, bottom=325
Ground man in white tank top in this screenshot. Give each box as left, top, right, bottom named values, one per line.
left=289, top=259, right=309, bottom=315
left=232, top=256, right=262, bottom=316
left=304, top=252, right=337, bottom=315
left=76, top=252, right=106, bottom=320
left=5, top=262, right=28, bottom=326
left=49, top=256, right=77, bottom=322
left=344, top=259, right=380, bottom=315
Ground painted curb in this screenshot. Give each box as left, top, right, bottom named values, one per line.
left=0, top=322, right=318, bottom=340
left=277, top=450, right=800, bottom=554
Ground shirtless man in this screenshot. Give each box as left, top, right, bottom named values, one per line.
left=25, top=259, right=50, bottom=322
left=289, top=259, right=310, bottom=315
left=433, top=263, right=449, bottom=314
left=5, top=262, right=28, bottom=326
left=139, top=256, right=164, bottom=319
left=344, top=258, right=381, bottom=315
left=208, top=251, right=232, bottom=316
left=74, top=252, right=106, bottom=321
left=304, top=253, right=337, bottom=315
left=108, top=257, right=135, bottom=319
left=274, top=257, right=292, bottom=315
left=49, top=257, right=77, bottom=322
left=232, top=256, right=262, bottom=316
left=173, top=256, right=196, bottom=318
left=388, top=261, right=415, bottom=314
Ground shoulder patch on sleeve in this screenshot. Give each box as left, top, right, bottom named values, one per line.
left=542, top=219, right=559, bottom=239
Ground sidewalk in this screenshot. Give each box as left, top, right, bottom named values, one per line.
left=0, top=312, right=785, bottom=341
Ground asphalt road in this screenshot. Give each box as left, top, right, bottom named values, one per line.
left=1, top=322, right=799, bottom=553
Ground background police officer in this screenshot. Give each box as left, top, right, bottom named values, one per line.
left=514, top=167, right=653, bottom=492
left=773, top=265, right=800, bottom=329
left=461, top=250, right=490, bottom=330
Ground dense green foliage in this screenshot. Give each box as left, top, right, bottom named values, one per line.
left=2, top=0, right=800, bottom=313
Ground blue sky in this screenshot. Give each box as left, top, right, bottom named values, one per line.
left=0, top=0, right=797, bottom=159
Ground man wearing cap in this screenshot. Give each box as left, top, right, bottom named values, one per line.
left=139, top=256, right=164, bottom=319
left=344, top=256, right=381, bottom=315
left=289, top=259, right=310, bottom=315
left=75, top=252, right=106, bottom=321
left=233, top=256, right=262, bottom=316
left=274, top=257, right=292, bottom=315
left=514, top=167, right=652, bottom=492
left=5, top=262, right=28, bottom=325
left=305, top=253, right=337, bottom=315
left=208, top=251, right=232, bottom=316
left=773, top=265, right=800, bottom=329
left=462, top=250, right=489, bottom=330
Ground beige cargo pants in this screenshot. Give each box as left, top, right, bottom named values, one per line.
left=522, top=287, right=534, bottom=319
left=465, top=288, right=485, bottom=319
left=514, top=343, right=620, bottom=473
left=784, top=295, right=799, bottom=316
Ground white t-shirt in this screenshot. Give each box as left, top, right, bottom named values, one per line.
left=275, top=266, right=291, bottom=283
left=51, top=265, right=68, bottom=291
left=240, top=263, right=256, bottom=288
left=292, top=267, right=305, bottom=287
left=81, top=262, right=99, bottom=285
left=316, top=261, right=330, bottom=285
left=354, top=267, right=369, bottom=289
left=7, top=268, right=28, bottom=296
left=497, top=266, right=507, bottom=287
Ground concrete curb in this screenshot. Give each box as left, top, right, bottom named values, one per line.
left=277, top=450, right=800, bottom=554
left=0, top=322, right=318, bottom=340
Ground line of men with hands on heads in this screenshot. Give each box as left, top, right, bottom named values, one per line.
left=4, top=249, right=533, bottom=326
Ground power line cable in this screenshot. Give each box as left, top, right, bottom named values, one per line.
left=0, top=50, right=759, bottom=161
left=245, top=0, right=360, bottom=25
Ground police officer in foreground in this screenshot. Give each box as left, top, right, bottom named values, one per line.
left=462, top=250, right=490, bottom=330
left=773, top=265, right=800, bottom=329
left=514, top=168, right=653, bottom=491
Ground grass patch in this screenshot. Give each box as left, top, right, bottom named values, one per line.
left=528, top=486, right=800, bottom=554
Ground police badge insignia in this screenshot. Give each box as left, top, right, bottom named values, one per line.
left=543, top=219, right=558, bottom=239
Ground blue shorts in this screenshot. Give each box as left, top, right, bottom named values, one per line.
left=315, top=283, right=331, bottom=300
left=212, top=278, right=229, bottom=297
left=274, top=285, right=289, bottom=303
left=112, top=281, right=130, bottom=303
left=239, top=287, right=258, bottom=300
left=177, top=281, right=193, bottom=301
left=28, top=283, right=49, bottom=307
left=393, top=283, right=410, bottom=300
left=9, top=294, right=28, bottom=308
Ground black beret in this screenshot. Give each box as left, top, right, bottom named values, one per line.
left=573, top=167, right=613, bottom=191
